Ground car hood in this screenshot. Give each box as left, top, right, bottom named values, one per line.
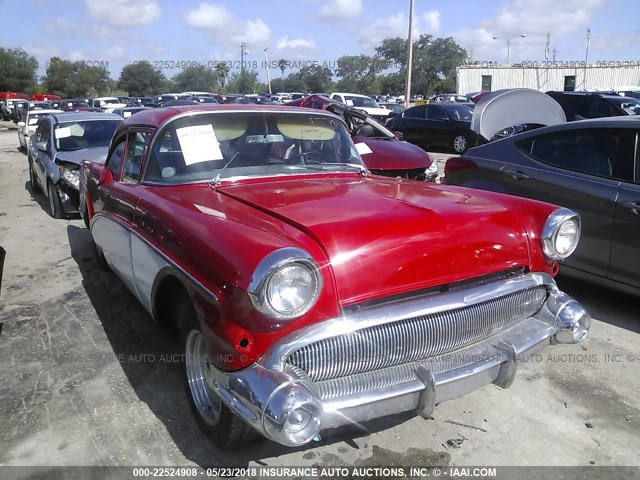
left=472, top=88, right=566, bottom=141
left=353, top=136, right=432, bottom=170
left=55, top=146, right=110, bottom=166
left=219, top=176, right=531, bottom=305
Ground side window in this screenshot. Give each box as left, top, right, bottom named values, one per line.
left=521, top=129, right=636, bottom=182
left=123, top=131, right=151, bottom=184
left=404, top=106, right=426, bottom=119
left=37, top=119, right=51, bottom=144
left=426, top=106, right=449, bottom=121
left=106, top=142, right=125, bottom=179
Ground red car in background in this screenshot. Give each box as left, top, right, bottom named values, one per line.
left=80, top=104, right=590, bottom=448
left=31, top=93, right=62, bottom=102
left=288, top=94, right=438, bottom=181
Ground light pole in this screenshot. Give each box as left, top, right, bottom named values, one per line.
left=492, top=34, right=526, bottom=64
left=404, top=0, right=414, bottom=108
left=264, top=48, right=272, bottom=94
left=240, top=42, right=249, bottom=73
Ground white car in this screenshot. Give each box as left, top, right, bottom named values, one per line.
left=90, top=97, right=128, bottom=113
left=329, top=93, right=391, bottom=122
left=17, top=109, right=63, bottom=153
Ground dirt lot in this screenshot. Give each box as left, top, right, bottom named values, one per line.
left=0, top=126, right=639, bottom=473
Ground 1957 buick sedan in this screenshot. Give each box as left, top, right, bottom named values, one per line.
left=80, top=104, right=590, bottom=448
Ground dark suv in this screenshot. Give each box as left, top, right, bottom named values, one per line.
left=546, top=91, right=640, bottom=121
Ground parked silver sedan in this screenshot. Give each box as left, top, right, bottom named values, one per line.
left=27, top=112, right=123, bottom=218
left=17, top=109, right=63, bottom=153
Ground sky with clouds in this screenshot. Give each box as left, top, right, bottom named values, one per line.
left=1, top=0, right=638, bottom=82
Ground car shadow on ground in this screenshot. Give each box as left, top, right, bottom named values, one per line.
left=65, top=224, right=415, bottom=467
left=556, top=274, right=640, bottom=334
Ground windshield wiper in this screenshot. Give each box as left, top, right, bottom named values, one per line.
left=301, top=162, right=367, bottom=176
left=209, top=151, right=241, bottom=186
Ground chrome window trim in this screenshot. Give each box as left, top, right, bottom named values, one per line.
left=259, top=272, right=556, bottom=371
left=140, top=108, right=358, bottom=185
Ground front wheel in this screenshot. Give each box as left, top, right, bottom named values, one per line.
left=180, top=310, right=258, bottom=448
left=452, top=134, right=468, bottom=153
left=47, top=180, right=64, bottom=219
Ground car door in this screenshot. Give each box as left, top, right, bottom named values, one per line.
left=91, top=130, right=152, bottom=298
left=491, top=128, right=627, bottom=277
left=32, top=118, right=52, bottom=190
left=608, top=130, right=640, bottom=287
left=397, top=106, right=427, bottom=146
left=425, top=105, right=453, bottom=147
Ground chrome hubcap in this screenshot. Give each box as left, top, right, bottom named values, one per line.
left=454, top=136, right=466, bottom=152
left=185, top=329, right=221, bottom=426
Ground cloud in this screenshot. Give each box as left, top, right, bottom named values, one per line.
left=274, top=37, right=319, bottom=61
left=185, top=3, right=272, bottom=47
left=45, top=17, right=78, bottom=38
left=357, top=10, right=441, bottom=50
left=85, top=0, right=161, bottom=28
left=317, top=0, right=363, bottom=21
left=454, top=0, right=605, bottom=63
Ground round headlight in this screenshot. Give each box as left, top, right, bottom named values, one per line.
left=249, top=248, right=322, bottom=320
left=266, top=263, right=319, bottom=317
left=542, top=208, right=581, bottom=260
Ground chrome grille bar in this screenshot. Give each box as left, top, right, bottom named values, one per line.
left=286, top=286, right=547, bottom=382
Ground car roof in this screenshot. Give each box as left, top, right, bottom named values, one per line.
left=27, top=109, right=64, bottom=116
left=50, top=112, right=124, bottom=122
left=119, top=104, right=334, bottom=129
left=332, top=92, right=369, bottom=98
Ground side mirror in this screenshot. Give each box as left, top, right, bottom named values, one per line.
left=17, top=121, right=25, bottom=127
left=97, top=164, right=114, bottom=186
left=394, top=131, right=404, bottom=140
left=36, top=141, right=48, bottom=153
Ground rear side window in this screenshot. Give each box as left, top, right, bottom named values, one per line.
left=516, top=129, right=636, bottom=183
left=404, top=107, right=426, bottom=119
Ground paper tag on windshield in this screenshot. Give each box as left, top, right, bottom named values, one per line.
left=176, top=124, right=223, bottom=165
left=354, top=142, right=373, bottom=155
left=123, top=112, right=132, bottom=118
left=56, top=127, right=71, bottom=139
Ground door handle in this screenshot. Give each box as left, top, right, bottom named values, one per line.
left=620, top=201, right=640, bottom=214
left=503, top=170, right=530, bottom=180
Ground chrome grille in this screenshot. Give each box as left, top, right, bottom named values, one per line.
left=285, top=286, right=547, bottom=382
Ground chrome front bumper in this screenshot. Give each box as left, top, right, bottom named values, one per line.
left=207, top=273, right=590, bottom=446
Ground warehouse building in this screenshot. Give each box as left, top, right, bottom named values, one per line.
left=456, top=62, right=640, bottom=94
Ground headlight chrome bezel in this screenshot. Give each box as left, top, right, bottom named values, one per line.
left=249, top=248, right=322, bottom=321
left=541, top=208, right=581, bottom=260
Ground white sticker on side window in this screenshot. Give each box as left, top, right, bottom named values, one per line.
left=354, top=142, right=373, bottom=155
left=176, top=124, right=223, bottom=165
left=56, top=127, right=72, bottom=139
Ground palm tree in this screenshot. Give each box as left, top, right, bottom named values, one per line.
left=277, top=59, right=288, bottom=79
left=214, top=62, right=230, bottom=90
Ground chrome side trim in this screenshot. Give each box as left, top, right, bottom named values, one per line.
left=259, top=272, right=556, bottom=371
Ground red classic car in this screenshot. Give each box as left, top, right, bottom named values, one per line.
left=80, top=104, right=590, bottom=448
left=287, top=94, right=438, bottom=181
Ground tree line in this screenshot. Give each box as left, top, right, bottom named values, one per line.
left=0, top=36, right=468, bottom=97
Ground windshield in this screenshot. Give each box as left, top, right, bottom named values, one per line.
left=69, top=101, right=89, bottom=108
left=344, top=96, right=380, bottom=109
left=54, top=120, right=122, bottom=151
left=28, top=112, right=54, bottom=126
left=144, top=111, right=365, bottom=184
left=102, top=98, right=121, bottom=105
left=611, top=98, right=640, bottom=115
left=447, top=105, right=474, bottom=121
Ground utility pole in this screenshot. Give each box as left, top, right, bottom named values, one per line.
left=545, top=33, right=550, bottom=89
left=264, top=48, right=272, bottom=94
left=552, top=46, right=557, bottom=63
left=404, top=0, right=414, bottom=108
left=584, top=29, right=591, bottom=91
